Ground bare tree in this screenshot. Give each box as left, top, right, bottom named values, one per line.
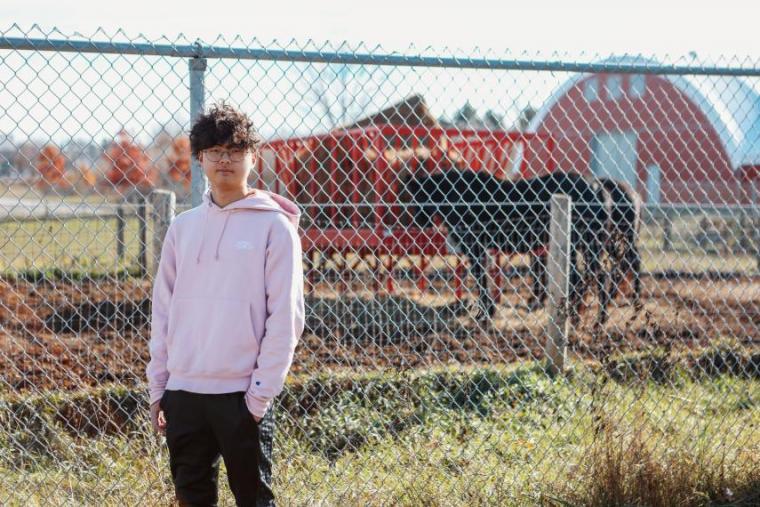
left=299, top=64, right=383, bottom=130
left=483, top=109, right=504, bottom=130
left=446, top=103, right=505, bottom=131
left=516, top=105, right=536, bottom=131
left=452, top=101, right=479, bottom=127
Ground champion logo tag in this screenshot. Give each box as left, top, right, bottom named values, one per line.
left=235, top=241, right=254, bottom=250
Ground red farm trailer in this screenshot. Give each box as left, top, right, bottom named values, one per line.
left=251, top=124, right=555, bottom=297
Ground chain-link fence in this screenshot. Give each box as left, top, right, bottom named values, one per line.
left=1, top=25, right=759, bottom=505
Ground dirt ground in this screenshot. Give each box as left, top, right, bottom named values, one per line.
left=0, top=273, right=758, bottom=393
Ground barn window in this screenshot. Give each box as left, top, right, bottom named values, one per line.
left=606, top=75, right=623, bottom=100
left=647, top=164, right=661, bottom=203
left=584, top=77, right=598, bottom=102
left=630, top=75, right=646, bottom=98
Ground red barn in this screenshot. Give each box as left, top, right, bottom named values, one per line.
left=527, top=57, right=760, bottom=205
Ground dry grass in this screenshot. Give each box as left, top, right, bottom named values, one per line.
left=551, top=407, right=760, bottom=506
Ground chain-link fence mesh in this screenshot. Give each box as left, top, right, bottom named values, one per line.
left=1, top=25, right=759, bottom=505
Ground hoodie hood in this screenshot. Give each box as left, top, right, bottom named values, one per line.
left=201, top=187, right=301, bottom=225
left=197, top=187, right=301, bottom=263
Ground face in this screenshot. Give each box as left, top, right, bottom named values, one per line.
left=199, top=144, right=256, bottom=191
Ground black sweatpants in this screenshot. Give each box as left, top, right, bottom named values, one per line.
left=160, top=389, right=275, bottom=507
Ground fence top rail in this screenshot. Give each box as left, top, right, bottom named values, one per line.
left=2, top=36, right=760, bottom=77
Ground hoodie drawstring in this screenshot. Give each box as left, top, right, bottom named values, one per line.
left=197, top=206, right=234, bottom=263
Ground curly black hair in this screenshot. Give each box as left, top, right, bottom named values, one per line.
left=189, top=101, right=262, bottom=159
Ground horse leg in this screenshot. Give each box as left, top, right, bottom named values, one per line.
left=590, top=240, right=610, bottom=326
left=481, top=251, right=497, bottom=319
left=605, top=236, right=622, bottom=303
left=568, top=247, right=582, bottom=326
left=630, top=240, right=643, bottom=312
left=529, top=252, right=546, bottom=311
left=469, top=249, right=493, bottom=321
left=608, top=257, right=624, bottom=305
left=484, top=251, right=496, bottom=318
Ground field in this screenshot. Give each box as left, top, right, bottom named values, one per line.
left=1, top=273, right=757, bottom=394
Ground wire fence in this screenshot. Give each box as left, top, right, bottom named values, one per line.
left=1, top=25, right=759, bottom=506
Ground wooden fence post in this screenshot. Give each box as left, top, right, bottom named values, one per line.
left=116, top=205, right=125, bottom=264
left=546, top=194, right=571, bottom=377
left=137, top=195, right=148, bottom=277
left=150, top=189, right=176, bottom=278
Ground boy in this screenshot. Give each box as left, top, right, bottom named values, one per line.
left=147, top=102, right=305, bottom=506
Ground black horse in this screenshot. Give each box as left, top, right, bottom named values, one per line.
left=404, top=169, right=611, bottom=324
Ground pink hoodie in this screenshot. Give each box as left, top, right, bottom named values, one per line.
left=146, top=188, right=305, bottom=418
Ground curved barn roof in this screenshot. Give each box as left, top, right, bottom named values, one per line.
left=527, top=56, right=760, bottom=170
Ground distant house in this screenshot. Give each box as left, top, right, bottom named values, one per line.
left=527, top=57, right=760, bottom=205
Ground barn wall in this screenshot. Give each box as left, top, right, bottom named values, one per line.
left=536, top=74, right=750, bottom=205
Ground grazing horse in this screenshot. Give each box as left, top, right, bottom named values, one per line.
left=598, top=177, right=642, bottom=310
left=404, top=169, right=611, bottom=324
left=529, top=177, right=643, bottom=323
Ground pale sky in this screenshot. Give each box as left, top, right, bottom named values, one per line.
left=5, top=0, right=758, bottom=57
left=2, top=1, right=759, bottom=148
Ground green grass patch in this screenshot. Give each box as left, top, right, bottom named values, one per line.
left=1, top=265, right=146, bottom=283
left=0, top=216, right=152, bottom=274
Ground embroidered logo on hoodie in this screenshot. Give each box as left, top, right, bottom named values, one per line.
left=236, top=240, right=254, bottom=250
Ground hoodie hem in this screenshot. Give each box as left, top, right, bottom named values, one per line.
left=166, top=374, right=251, bottom=394
left=149, top=385, right=167, bottom=406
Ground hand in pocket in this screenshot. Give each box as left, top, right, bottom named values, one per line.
left=151, top=399, right=167, bottom=434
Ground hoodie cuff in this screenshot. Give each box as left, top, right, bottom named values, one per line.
left=244, top=392, right=272, bottom=418
left=149, top=386, right=166, bottom=406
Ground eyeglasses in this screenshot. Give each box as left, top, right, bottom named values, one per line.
left=204, top=148, right=247, bottom=162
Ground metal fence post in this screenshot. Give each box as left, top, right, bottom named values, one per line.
left=190, top=54, right=207, bottom=207
left=546, top=194, right=571, bottom=377
left=150, top=189, right=176, bottom=278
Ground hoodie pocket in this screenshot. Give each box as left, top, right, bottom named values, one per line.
left=166, top=297, right=258, bottom=377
